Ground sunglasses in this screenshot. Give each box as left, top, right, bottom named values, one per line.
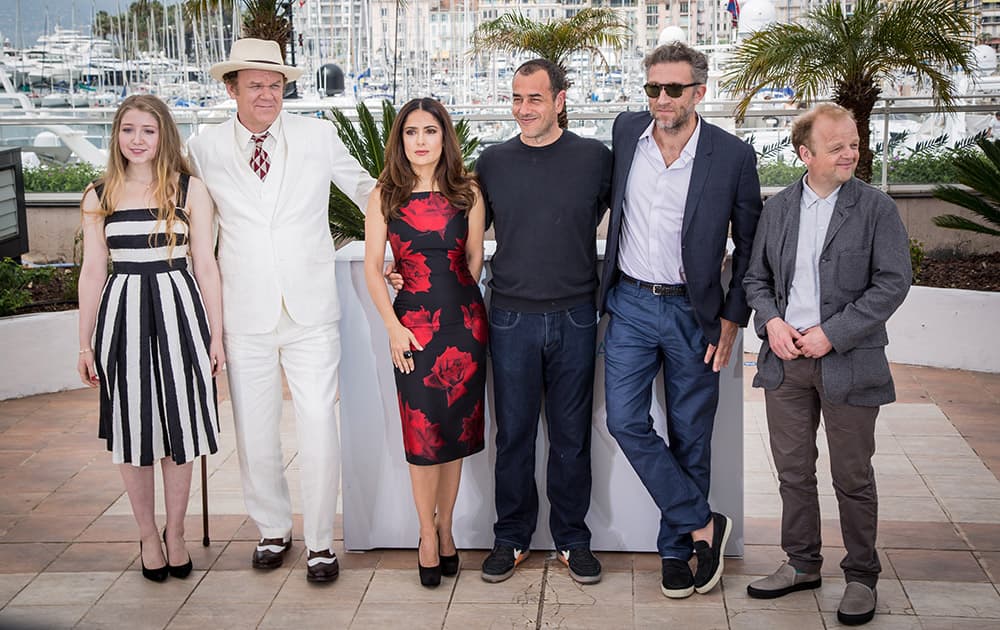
left=642, top=82, right=702, bottom=98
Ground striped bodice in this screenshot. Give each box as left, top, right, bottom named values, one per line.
left=104, top=208, right=190, bottom=274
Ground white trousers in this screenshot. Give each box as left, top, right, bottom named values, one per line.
left=224, top=306, right=341, bottom=552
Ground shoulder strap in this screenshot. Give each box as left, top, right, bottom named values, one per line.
left=178, top=173, right=190, bottom=208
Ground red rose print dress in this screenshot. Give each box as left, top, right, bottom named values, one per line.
left=389, top=192, right=487, bottom=465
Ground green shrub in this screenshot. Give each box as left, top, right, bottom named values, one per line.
left=0, top=258, right=54, bottom=316
left=757, top=161, right=805, bottom=187
left=23, top=162, right=104, bottom=193
left=909, top=238, right=926, bottom=282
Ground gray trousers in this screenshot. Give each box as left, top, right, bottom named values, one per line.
left=764, top=356, right=881, bottom=587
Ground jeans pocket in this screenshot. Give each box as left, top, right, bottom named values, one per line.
left=566, top=305, right=598, bottom=329
left=489, top=307, right=521, bottom=331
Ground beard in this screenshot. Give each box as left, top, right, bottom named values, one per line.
left=653, top=105, right=694, bottom=133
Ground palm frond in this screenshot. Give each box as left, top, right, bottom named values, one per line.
left=874, top=130, right=909, bottom=156
left=910, top=134, right=948, bottom=156
left=932, top=138, right=1000, bottom=238
left=951, top=130, right=990, bottom=151
left=757, top=136, right=791, bottom=162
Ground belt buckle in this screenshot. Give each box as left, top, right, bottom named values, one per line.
left=651, top=283, right=667, bottom=296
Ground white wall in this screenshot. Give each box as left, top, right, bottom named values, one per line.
left=0, top=310, right=84, bottom=400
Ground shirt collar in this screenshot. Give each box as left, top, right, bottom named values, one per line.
left=801, top=176, right=842, bottom=209
left=235, top=112, right=282, bottom=146
left=638, top=116, right=701, bottom=166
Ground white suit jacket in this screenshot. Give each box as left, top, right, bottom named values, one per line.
left=188, top=111, right=375, bottom=335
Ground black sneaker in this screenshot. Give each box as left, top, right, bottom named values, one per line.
left=481, top=545, right=529, bottom=583
left=693, top=512, right=733, bottom=594
left=559, top=548, right=602, bottom=584
left=661, top=558, right=695, bottom=598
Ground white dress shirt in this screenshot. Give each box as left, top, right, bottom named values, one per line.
left=784, top=178, right=840, bottom=331
left=618, top=118, right=701, bottom=285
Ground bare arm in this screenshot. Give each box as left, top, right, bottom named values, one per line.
left=465, top=186, right=486, bottom=282
left=186, top=176, right=226, bottom=376
left=76, top=188, right=108, bottom=386
left=363, top=188, right=421, bottom=374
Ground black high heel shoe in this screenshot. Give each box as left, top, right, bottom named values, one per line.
left=439, top=539, right=460, bottom=577
left=163, top=530, right=193, bottom=579
left=417, top=538, right=442, bottom=587
left=140, top=541, right=168, bottom=582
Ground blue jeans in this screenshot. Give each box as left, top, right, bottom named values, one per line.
left=489, top=303, right=597, bottom=550
left=604, top=282, right=718, bottom=559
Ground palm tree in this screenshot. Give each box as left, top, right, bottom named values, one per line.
left=721, top=0, right=974, bottom=182
left=932, top=138, right=1000, bottom=238
left=239, top=0, right=290, bottom=60
left=470, top=8, right=630, bottom=128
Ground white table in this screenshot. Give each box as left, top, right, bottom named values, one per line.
left=336, top=240, right=744, bottom=555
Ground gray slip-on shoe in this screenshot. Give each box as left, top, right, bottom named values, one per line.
left=746, top=561, right=822, bottom=599
left=837, top=582, right=877, bottom=626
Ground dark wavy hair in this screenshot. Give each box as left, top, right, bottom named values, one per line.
left=378, top=98, right=477, bottom=221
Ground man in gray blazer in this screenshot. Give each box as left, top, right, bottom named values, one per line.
left=743, top=103, right=911, bottom=626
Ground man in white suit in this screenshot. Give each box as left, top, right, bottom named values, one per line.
left=188, top=38, right=374, bottom=582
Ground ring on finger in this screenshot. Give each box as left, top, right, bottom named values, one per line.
left=402, top=350, right=413, bottom=359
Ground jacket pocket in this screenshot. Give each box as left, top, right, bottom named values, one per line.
left=837, top=251, right=871, bottom=291
left=849, top=346, right=891, bottom=390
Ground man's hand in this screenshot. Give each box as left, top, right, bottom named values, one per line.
left=796, top=326, right=833, bottom=359
left=384, top=262, right=404, bottom=291
left=704, top=318, right=738, bottom=373
left=765, top=318, right=803, bottom=361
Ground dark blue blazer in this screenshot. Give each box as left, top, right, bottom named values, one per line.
left=599, top=112, right=763, bottom=344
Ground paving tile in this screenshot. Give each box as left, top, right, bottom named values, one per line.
left=635, top=605, right=730, bottom=629
left=273, top=567, right=372, bottom=605
left=878, top=496, right=950, bottom=522
left=361, top=568, right=454, bottom=604
left=99, top=569, right=203, bottom=605
left=631, top=569, right=724, bottom=607
left=166, top=601, right=269, bottom=630
left=878, top=521, right=967, bottom=550
left=915, top=616, right=996, bottom=630
left=0, top=572, right=35, bottom=607
left=258, top=604, right=357, bottom=629
left=874, top=473, right=934, bottom=498
left=908, top=456, right=994, bottom=478
left=885, top=550, right=988, bottom=582
left=0, top=492, right=49, bottom=514
left=442, top=603, right=537, bottom=629
left=939, top=497, right=1000, bottom=524
left=0, top=542, right=68, bottom=573
left=974, top=551, right=1000, bottom=583
left=727, top=609, right=826, bottom=630
left=0, top=514, right=96, bottom=543
left=902, top=580, right=1000, bottom=618
left=350, top=601, right=447, bottom=629
left=924, top=474, right=1000, bottom=499
left=539, top=603, right=633, bottom=628
left=451, top=568, right=544, bottom=605
left=76, top=602, right=179, bottom=630
left=897, top=437, right=977, bottom=458
left=725, top=545, right=787, bottom=577
left=0, top=604, right=91, bottom=629
left=8, top=571, right=118, bottom=606
left=47, top=541, right=137, bottom=572
left=186, top=567, right=290, bottom=605
left=871, top=453, right=918, bottom=476
left=543, top=570, right=632, bottom=605
left=819, top=611, right=920, bottom=628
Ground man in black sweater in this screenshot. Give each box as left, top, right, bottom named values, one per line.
left=477, top=59, right=612, bottom=585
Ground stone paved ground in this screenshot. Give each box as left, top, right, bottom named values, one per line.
left=1, top=356, right=998, bottom=629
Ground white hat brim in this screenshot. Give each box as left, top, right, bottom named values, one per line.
left=210, top=60, right=304, bottom=82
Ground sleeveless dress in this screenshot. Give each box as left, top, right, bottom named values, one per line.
left=388, top=192, right=487, bottom=465
left=93, top=175, right=220, bottom=466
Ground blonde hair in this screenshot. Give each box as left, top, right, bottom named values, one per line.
left=791, top=103, right=856, bottom=155
left=84, top=94, right=193, bottom=259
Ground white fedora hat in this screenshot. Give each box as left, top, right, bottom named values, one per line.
left=210, top=38, right=303, bottom=82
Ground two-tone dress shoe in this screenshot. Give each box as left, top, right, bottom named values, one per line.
left=252, top=537, right=292, bottom=570
left=306, top=548, right=340, bottom=583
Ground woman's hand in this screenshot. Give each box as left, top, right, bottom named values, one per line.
left=389, top=323, right=423, bottom=374
left=209, top=337, right=226, bottom=377
left=77, top=349, right=99, bottom=387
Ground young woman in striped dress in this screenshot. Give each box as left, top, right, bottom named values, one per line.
left=77, top=94, right=224, bottom=582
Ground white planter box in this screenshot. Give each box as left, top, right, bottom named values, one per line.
left=744, top=285, right=1000, bottom=374
left=0, top=309, right=85, bottom=400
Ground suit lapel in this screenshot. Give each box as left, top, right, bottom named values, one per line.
left=616, top=116, right=646, bottom=210
left=821, top=178, right=858, bottom=255
left=779, top=180, right=805, bottom=294
left=681, top=119, right=713, bottom=240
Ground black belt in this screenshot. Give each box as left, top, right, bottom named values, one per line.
left=621, top=274, right=686, bottom=296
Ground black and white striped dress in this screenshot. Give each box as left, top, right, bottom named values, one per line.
left=93, top=175, right=219, bottom=466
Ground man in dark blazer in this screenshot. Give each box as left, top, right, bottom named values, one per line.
left=743, top=103, right=911, bottom=626
left=599, top=42, right=761, bottom=599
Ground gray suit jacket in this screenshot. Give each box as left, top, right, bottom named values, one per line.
left=743, top=176, right=912, bottom=406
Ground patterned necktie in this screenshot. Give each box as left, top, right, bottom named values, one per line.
left=250, top=132, right=270, bottom=180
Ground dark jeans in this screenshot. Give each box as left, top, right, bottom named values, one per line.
left=603, top=282, right=718, bottom=559
left=489, top=303, right=597, bottom=550
left=764, top=357, right=881, bottom=587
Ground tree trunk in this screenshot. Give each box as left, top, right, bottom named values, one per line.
left=834, top=80, right=880, bottom=183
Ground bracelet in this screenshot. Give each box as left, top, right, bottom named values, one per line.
left=79, top=348, right=94, bottom=354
